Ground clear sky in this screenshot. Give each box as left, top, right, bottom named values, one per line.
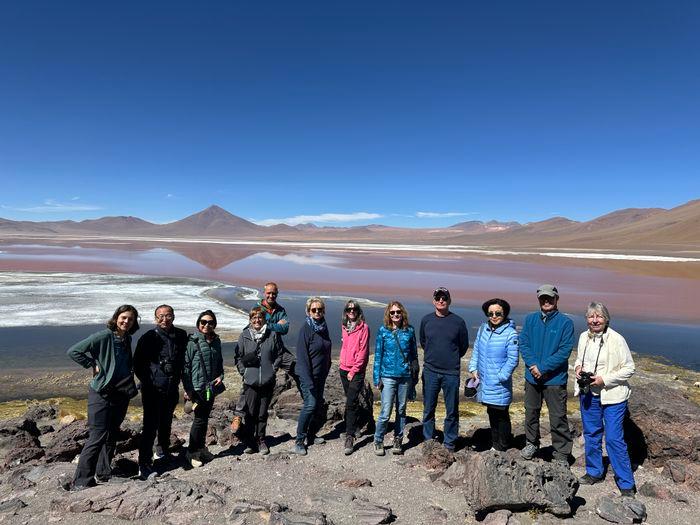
left=1, top=1, right=699, bottom=227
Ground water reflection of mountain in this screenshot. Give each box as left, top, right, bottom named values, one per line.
left=167, top=243, right=262, bottom=270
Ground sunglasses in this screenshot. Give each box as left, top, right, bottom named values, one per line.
left=345, top=306, right=357, bottom=312
left=199, top=319, right=216, bottom=326
left=487, top=311, right=504, bottom=318
left=434, top=295, right=449, bottom=302
left=310, top=308, right=324, bottom=314
left=389, top=310, right=402, bottom=316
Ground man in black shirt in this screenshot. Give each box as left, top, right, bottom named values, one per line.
left=419, top=287, right=469, bottom=451
left=134, top=304, right=188, bottom=479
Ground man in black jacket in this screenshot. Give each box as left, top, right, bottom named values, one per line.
left=134, top=304, right=188, bottom=479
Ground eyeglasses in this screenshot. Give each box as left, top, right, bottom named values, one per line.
left=251, top=316, right=265, bottom=320
left=310, top=308, right=324, bottom=314
left=389, top=310, right=402, bottom=316
left=487, top=311, right=504, bottom=318
left=199, top=319, right=216, bottom=327
left=156, top=314, right=174, bottom=320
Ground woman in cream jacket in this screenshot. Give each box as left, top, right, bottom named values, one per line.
left=574, top=302, right=636, bottom=497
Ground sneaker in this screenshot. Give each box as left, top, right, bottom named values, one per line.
left=258, top=437, right=270, bottom=455
left=138, top=463, right=156, bottom=480
left=579, top=473, right=604, bottom=485
left=374, top=442, right=385, bottom=456
left=620, top=486, right=637, bottom=498
left=520, top=442, right=538, bottom=460
left=244, top=443, right=256, bottom=454
left=392, top=437, right=403, bottom=455
left=292, top=443, right=307, bottom=456
left=230, top=415, right=242, bottom=434
left=309, top=436, right=326, bottom=446
left=200, top=449, right=216, bottom=463
left=94, top=474, right=110, bottom=483
left=344, top=435, right=355, bottom=456
left=187, top=451, right=203, bottom=468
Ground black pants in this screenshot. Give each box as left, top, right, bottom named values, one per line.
left=280, top=348, right=302, bottom=392
left=524, top=381, right=573, bottom=459
left=241, top=382, right=275, bottom=440
left=73, top=387, right=130, bottom=487
left=486, top=404, right=512, bottom=451
left=339, top=369, right=365, bottom=437
left=188, top=396, right=214, bottom=454
left=138, top=386, right=179, bottom=465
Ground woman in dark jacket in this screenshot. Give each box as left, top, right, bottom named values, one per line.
left=66, top=304, right=140, bottom=490
left=234, top=306, right=283, bottom=455
left=292, top=296, right=332, bottom=456
left=183, top=310, right=224, bottom=467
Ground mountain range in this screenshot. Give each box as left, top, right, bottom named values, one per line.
left=2, top=200, right=699, bottom=252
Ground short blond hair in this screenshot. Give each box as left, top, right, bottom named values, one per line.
left=305, top=296, right=325, bottom=314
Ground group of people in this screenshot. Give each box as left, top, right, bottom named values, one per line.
left=65, top=282, right=637, bottom=498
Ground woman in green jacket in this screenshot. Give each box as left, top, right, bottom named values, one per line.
left=183, top=309, right=224, bottom=467
left=66, top=304, right=140, bottom=490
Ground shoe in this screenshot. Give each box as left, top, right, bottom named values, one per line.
left=138, top=463, right=158, bottom=480
left=292, top=443, right=307, bottom=456
left=258, top=437, right=270, bottom=455
left=374, top=442, right=385, bottom=456
left=620, top=486, right=637, bottom=498
left=392, top=437, right=403, bottom=455
left=187, top=451, right=203, bottom=468
left=579, top=473, right=604, bottom=485
left=230, top=415, right=242, bottom=434
left=64, top=481, right=95, bottom=492
left=200, top=449, right=216, bottom=463
left=344, top=436, right=355, bottom=456
left=244, top=443, right=256, bottom=454
left=520, top=442, right=538, bottom=460
left=94, top=474, right=110, bottom=483
left=308, top=436, right=326, bottom=446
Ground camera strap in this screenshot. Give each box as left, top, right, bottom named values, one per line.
left=581, top=332, right=605, bottom=374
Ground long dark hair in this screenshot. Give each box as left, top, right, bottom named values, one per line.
left=106, top=304, right=140, bottom=335
left=342, top=299, right=365, bottom=326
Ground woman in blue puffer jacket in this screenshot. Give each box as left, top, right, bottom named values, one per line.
left=468, top=298, right=519, bottom=451
left=373, top=301, right=417, bottom=456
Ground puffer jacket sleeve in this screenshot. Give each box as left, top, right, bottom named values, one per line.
left=373, top=328, right=384, bottom=386
left=497, top=327, right=519, bottom=383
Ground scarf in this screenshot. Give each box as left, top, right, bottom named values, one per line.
left=344, top=320, right=358, bottom=334
left=306, top=316, right=328, bottom=334
left=249, top=324, right=268, bottom=341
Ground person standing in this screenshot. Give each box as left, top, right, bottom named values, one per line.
left=183, top=310, right=224, bottom=467
left=338, top=300, right=370, bottom=455
left=419, top=287, right=469, bottom=452
left=373, top=301, right=417, bottom=456
left=66, top=305, right=140, bottom=490
left=231, top=281, right=295, bottom=435
left=468, top=298, right=519, bottom=451
left=575, top=302, right=636, bottom=496
left=133, top=304, right=188, bottom=479
left=293, top=297, right=332, bottom=456
left=519, top=284, right=575, bottom=464
left=234, top=307, right=283, bottom=455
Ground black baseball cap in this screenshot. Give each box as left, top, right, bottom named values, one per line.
left=433, top=287, right=451, bottom=300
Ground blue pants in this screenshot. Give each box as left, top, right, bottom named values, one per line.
left=422, top=368, right=460, bottom=449
left=296, top=376, right=327, bottom=445
left=580, top=393, right=635, bottom=490
left=374, top=376, right=409, bottom=443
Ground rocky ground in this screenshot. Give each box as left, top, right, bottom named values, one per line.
left=1, top=359, right=699, bottom=524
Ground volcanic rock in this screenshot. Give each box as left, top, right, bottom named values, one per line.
left=595, top=495, right=647, bottom=523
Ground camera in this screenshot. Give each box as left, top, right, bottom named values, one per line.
left=577, top=371, right=594, bottom=395
left=159, top=359, right=174, bottom=376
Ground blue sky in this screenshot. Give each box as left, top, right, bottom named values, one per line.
left=1, top=1, right=699, bottom=227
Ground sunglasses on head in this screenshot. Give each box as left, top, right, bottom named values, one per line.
left=310, top=308, right=324, bottom=314
left=487, top=311, right=504, bottom=318
left=199, top=319, right=216, bottom=326
left=389, top=310, right=402, bottom=316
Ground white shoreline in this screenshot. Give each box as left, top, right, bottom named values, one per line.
left=2, top=234, right=699, bottom=263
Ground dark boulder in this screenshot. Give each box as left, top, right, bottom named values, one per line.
left=595, top=495, right=647, bottom=523
left=444, top=449, right=578, bottom=517
left=43, top=420, right=89, bottom=462
left=0, top=430, right=44, bottom=472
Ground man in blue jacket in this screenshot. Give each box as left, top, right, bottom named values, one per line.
left=419, top=287, right=469, bottom=452
left=519, top=284, right=575, bottom=464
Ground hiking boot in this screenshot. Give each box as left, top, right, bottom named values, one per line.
left=391, top=436, right=403, bottom=455
left=292, top=443, right=307, bottom=456
left=344, top=435, right=355, bottom=456
left=374, top=442, right=385, bottom=456
left=258, top=437, right=270, bottom=455
left=520, top=442, right=538, bottom=460
left=620, top=486, right=637, bottom=498
left=230, top=415, right=242, bottom=435
left=579, top=473, right=604, bottom=485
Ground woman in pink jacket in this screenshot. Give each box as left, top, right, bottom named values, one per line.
left=339, top=299, right=370, bottom=456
